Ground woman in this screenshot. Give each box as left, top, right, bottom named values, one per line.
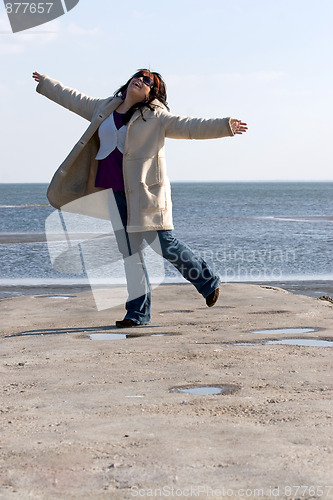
left=32, top=69, right=248, bottom=327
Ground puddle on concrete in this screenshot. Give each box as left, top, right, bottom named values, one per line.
left=160, top=309, right=193, bottom=314
left=47, top=296, right=72, bottom=300
left=33, top=295, right=73, bottom=300
left=249, top=327, right=318, bottom=335
left=249, top=310, right=288, bottom=315
left=236, top=338, right=332, bottom=347
left=266, top=338, right=333, bottom=347
left=90, top=333, right=128, bottom=340
left=170, top=384, right=239, bottom=395
left=89, top=332, right=175, bottom=340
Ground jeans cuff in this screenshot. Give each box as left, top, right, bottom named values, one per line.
left=200, top=277, right=220, bottom=299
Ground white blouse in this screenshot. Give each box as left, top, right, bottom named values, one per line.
left=95, top=112, right=128, bottom=160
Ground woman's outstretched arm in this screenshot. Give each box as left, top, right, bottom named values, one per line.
left=32, top=71, right=103, bottom=121
left=160, top=108, right=248, bottom=140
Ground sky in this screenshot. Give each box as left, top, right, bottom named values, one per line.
left=0, top=0, right=332, bottom=183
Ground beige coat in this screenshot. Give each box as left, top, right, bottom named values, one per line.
left=37, top=75, right=234, bottom=232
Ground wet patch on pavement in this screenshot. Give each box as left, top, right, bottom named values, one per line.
left=234, top=338, right=333, bottom=347
left=88, top=332, right=179, bottom=340
left=169, top=384, right=240, bottom=395
left=248, top=327, right=319, bottom=335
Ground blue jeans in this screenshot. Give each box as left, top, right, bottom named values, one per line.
left=111, top=191, right=220, bottom=324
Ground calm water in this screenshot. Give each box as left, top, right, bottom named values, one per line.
left=0, top=182, right=332, bottom=298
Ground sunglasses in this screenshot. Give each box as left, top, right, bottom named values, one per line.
left=132, top=72, right=154, bottom=88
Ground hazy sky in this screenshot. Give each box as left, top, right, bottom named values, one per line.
left=1, top=0, right=332, bottom=183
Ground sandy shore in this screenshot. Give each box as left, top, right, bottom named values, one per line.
left=1, top=283, right=333, bottom=499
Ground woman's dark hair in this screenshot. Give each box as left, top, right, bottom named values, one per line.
left=113, top=69, right=169, bottom=124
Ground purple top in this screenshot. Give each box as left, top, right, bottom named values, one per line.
left=95, top=111, right=125, bottom=191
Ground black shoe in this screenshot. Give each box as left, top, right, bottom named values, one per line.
left=206, top=287, right=219, bottom=307
left=115, top=319, right=147, bottom=328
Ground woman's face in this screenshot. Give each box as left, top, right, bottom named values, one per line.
left=126, top=72, right=153, bottom=103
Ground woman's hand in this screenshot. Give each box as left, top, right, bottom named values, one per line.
left=230, top=118, right=248, bottom=135
left=32, top=71, right=41, bottom=82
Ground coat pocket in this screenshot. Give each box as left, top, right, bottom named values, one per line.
left=139, top=182, right=167, bottom=211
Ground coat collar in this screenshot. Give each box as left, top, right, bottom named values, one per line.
left=100, top=96, right=123, bottom=118
left=128, top=99, right=165, bottom=126
left=99, top=97, right=165, bottom=126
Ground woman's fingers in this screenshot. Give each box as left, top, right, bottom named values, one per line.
left=32, top=71, right=41, bottom=82
left=230, top=118, right=248, bottom=134
left=236, top=121, right=248, bottom=134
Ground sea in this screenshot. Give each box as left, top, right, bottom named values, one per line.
left=0, top=182, right=332, bottom=299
